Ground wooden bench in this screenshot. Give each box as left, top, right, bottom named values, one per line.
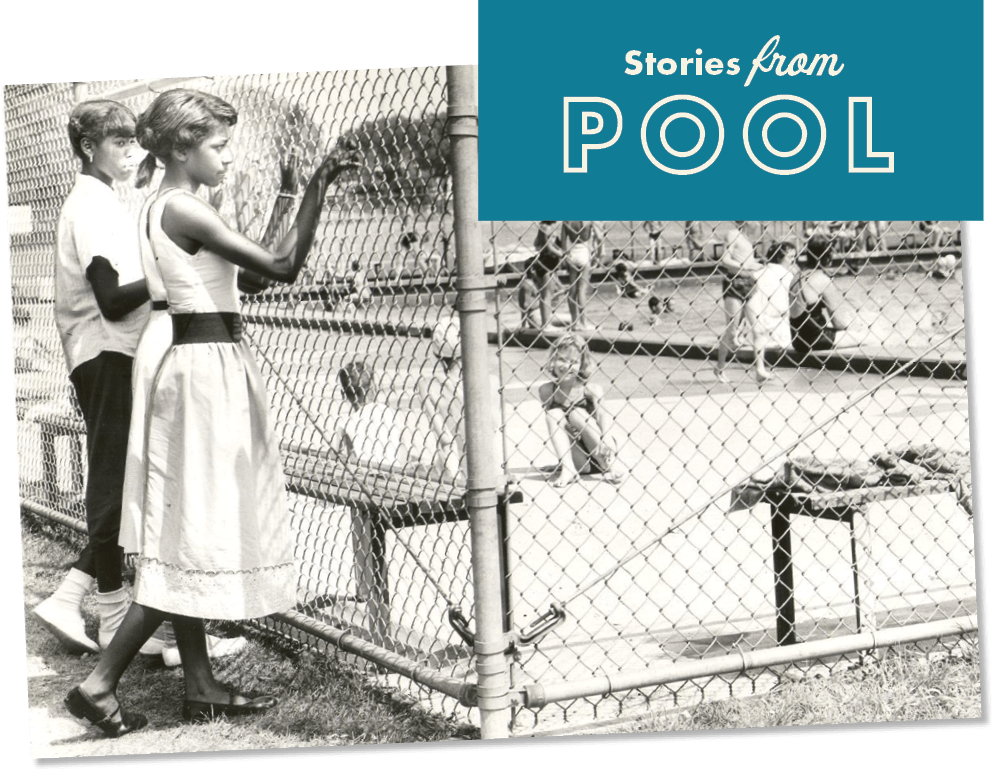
left=731, top=479, right=951, bottom=647
left=283, top=444, right=522, bottom=649
left=246, top=316, right=505, bottom=649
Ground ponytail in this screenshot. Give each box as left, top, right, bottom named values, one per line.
left=135, top=153, right=158, bottom=189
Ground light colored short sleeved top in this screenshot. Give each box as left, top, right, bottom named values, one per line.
left=54, top=174, right=148, bottom=373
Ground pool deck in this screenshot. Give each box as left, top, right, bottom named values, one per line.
left=499, top=325, right=966, bottom=380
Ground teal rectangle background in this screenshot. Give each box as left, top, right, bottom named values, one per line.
left=478, top=0, right=983, bottom=220
left=0, top=0, right=995, bottom=773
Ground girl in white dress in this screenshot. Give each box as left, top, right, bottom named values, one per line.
left=65, top=88, right=358, bottom=737
left=118, top=192, right=171, bottom=562
left=120, top=160, right=298, bottom=666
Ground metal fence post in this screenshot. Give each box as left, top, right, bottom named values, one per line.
left=446, top=65, right=511, bottom=739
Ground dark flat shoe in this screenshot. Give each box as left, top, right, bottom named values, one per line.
left=64, top=686, right=148, bottom=738
left=182, top=691, right=278, bottom=722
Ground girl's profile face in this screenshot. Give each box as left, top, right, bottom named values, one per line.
left=90, top=134, right=139, bottom=183
left=184, top=124, right=234, bottom=188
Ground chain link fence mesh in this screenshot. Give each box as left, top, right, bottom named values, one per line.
left=7, top=71, right=476, bottom=719
left=487, top=218, right=973, bottom=733
left=6, top=75, right=976, bottom=737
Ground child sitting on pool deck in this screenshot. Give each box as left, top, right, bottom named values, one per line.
left=789, top=235, right=856, bottom=355
left=538, top=333, right=626, bottom=487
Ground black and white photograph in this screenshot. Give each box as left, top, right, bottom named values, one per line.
left=0, top=1, right=989, bottom=767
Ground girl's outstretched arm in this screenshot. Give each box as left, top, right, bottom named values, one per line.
left=238, top=148, right=302, bottom=293
left=161, top=141, right=360, bottom=283
left=267, top=141, right=359, bottom=282
left=260, top=148, right=301, bottom=248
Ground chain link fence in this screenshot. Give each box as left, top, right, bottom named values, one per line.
left=6, top=73, right=977, bottom=738
left=487, top=218, right=974, bottom=733
left=7, top=70, right=479, bottom=720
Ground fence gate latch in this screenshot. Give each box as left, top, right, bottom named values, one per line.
left=517, top=603, right=567, bottom=647
left=447, top=605, right=475, bottom=647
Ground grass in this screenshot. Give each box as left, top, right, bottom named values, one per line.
left=20, top=512, right=477, bottom=758
left=20, top=511, right=981, bottom=757
left=607, top=642, right=981, bottom=735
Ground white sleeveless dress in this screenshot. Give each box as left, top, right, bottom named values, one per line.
left=120, top=190, right=173, bottom=556
left=132, top=190, right=296, bottom=620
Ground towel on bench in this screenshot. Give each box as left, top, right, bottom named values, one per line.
left=741, top=443, right=973, bottom=517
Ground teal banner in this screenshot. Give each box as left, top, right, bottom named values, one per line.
left=478, top=0, right=983, bottom=220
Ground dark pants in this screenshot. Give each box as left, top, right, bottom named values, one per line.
left=69, top=351, right=133, bottom=592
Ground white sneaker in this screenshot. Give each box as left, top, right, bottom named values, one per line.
left=31, top=568, right=98, bottom=655
left=162, top=634, right=248, bottom=668
left=32, top=596, right=99, bottom=654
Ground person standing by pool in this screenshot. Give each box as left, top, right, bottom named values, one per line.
left=715, top=221, right=764, bottom=383
left=685, top=221, right=708, bottom=261
left=560, top=221, right=596, bottom=331
left=518, top=220, right=564, bottom=330
left=642, top=220, right=663, bottom=263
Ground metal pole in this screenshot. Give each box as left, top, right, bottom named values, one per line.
left=21, top=501, right=86, bottom=534
left=445, top=65, right=511, bottom=739
left=272, top=610, right=475, bottom=705
left=519, top=615, right=978, bottom=708
left=770, top=503, right=797, bottom=646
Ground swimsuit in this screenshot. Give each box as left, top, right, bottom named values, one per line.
left=790, top=297, right=836, bottom=354
left=721, top=228, right=758, bottom=301
left=543, top=388, right=610, bottom=473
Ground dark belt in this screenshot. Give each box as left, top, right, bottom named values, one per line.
left=151, top=300, right=169, bottom=311
left=171, top=312, right=242, bottom=344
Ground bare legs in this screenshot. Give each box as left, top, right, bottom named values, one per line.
left=79, top=603, right=165, bottom=703
left=517, top=277, right=541, bottom=328
left=546, top=407, right=578, bottom=486
left=716, top=296, right=743, bottom=382
left=546, top=407, right=623, bottom=486
left=517, top=272, right=558, bottom=329
left=76, top=603, right=236, bottom=718
left=566, top=264, right=591, bottom=330
left=535, top=272, right=556, bottom=328
left=751, top=328, right=772, bottom=382
left=717, top=297, right=766, bottom=383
